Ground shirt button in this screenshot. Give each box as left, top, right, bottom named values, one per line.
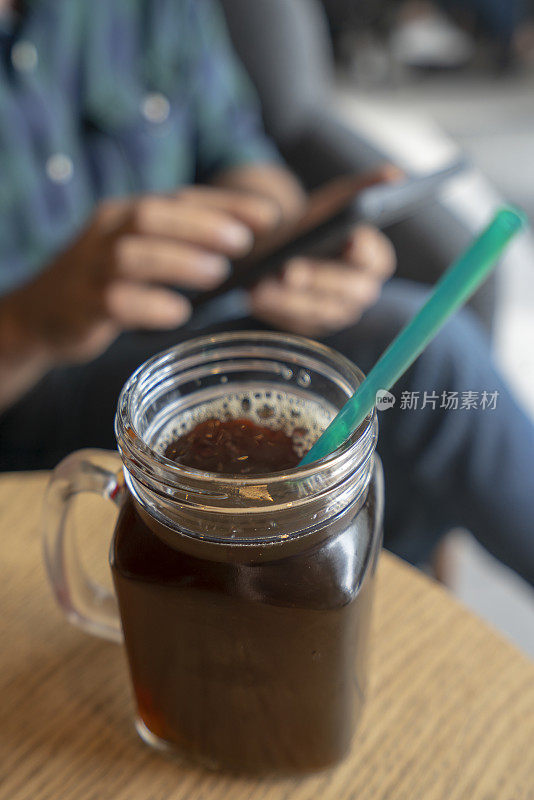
left=11, top=40, right=38, bottom=73
left=46, top=153, right=74, bottom=184
left=141, top=92, right=170, bottom=124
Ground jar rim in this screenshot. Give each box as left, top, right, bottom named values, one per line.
left=115, top=330, right=376, bottom=490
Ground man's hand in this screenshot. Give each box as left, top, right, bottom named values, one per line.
left=3, top=187, right=281, bottom=363
left=0, top=186, right=280, bottom=411
left=249, top=224, right=396, bottom=338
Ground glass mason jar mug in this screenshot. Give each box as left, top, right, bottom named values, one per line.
left=44, top=331, right=384, bottom=775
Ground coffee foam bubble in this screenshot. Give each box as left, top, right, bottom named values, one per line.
left=157, top=388, right=336, bottom=458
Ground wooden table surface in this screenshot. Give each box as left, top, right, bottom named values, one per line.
left=1, top=472, right=533, bottom=800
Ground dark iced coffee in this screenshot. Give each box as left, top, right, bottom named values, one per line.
left=44, top=332, right=382, bottom=775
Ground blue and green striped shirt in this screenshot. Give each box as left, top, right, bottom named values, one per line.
left=0, top=0, right=279, bottom=295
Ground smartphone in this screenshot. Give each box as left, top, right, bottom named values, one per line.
left=191, top=159, right=467, bottom=312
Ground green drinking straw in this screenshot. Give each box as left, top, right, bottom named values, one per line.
left=300, top=207, right=526, bottom=467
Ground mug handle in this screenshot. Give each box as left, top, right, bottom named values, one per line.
left=43, top=449, right=126, bottom=644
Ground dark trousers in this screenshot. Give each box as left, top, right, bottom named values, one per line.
left=1, top=278, right=533, bottom=586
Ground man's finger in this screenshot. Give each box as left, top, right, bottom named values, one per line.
left=114, top=236, right=230, bottom=289
left=344, top=224, right=396, bottom=279
left=104, top=281, right=191, bottom=329
left=124, top=197, right=254, bottom=256
left=177, top=186, right=282, bottom=234
left=284, top=258, right=381, bottom=308
left=250, top=279, right=360, bottom=334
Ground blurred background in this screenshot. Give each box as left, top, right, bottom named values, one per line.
left=320, top=0, right=534, bottom=655
left=1, top=0, right=533, bottom=656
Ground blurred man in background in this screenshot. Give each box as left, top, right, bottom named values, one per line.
left=0, top=0, right=533, bottom=586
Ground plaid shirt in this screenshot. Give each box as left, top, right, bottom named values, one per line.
left=0, top=0, right=279, bottom=295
